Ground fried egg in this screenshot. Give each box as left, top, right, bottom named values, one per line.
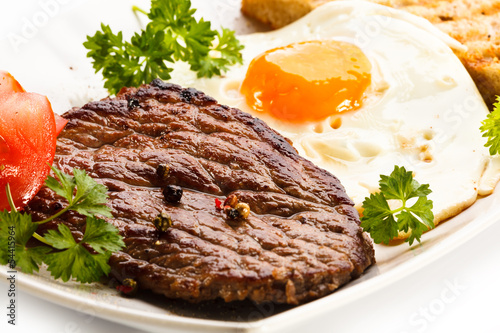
left=169, top=1, right=500, bottom=229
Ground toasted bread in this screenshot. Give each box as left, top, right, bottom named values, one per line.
left=241, top=0, right=500, bottom=108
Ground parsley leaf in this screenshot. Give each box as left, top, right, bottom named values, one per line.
left=83, top=24, right=174, bottom=95
left=0, top=210, right=51, bottom=274
left=361, top=166, right=435, bottom=245
left=192, top=28, right=244, bottom=78
left=44, top=217, right=124, bottom=283
left=359, top=192, right=399, bottom=245
left=77, top=217, right=124, bottom=254
left=45, top=166, right=112, bottom=219
left=44, top=229, right=108, bottom=283
left=1, top=167, right=124, bottom=283
left=480, top=95, right=500, bottom=155
left=84, top=0, right=244, bottom=95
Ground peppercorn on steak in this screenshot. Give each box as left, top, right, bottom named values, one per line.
left=26, top=80, right=375, bottom=304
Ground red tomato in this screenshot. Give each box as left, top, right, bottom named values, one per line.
left=54, top=113, right=68, bottom=136
left=0, top=72, right=57, bottom=211
left=0, top=71, right=67, bottom=136
left=0, top=71, right=25, bottom=94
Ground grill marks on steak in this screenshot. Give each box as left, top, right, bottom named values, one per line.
left=27, top=80, right=374, bottom=304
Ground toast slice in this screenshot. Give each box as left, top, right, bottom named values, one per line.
left=241, top=0, right=500, bottom=108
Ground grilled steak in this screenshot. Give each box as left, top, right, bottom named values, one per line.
left=27, top=79, right=375, bottom=304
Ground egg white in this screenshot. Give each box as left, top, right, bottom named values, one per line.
left=169, top=1, right=500, bottom=228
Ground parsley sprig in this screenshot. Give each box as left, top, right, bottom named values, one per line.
left=84, top=0, right=244, bottom=95
left=0, top=166, right=124, bottom=283
left=360, top=166, right=435, bottom=245
left=480, top=96, right=500, bottom=155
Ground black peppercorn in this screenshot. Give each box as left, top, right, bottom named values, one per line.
left=127, top=98, right=140, bottom=109
left=162, top=185, right=183, bottom=203
left=224, top=206, right=240, bottom=219
left=50, top=201, right=63, bottom=213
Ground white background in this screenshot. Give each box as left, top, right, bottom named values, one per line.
left=0, top=0, right=499, bottom=332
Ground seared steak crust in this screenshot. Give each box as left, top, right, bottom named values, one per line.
left=27, top=80, right=374, bottom=304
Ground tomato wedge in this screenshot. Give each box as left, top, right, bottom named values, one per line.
left=0, top=71, right=57, bottom=211
left=54, top=113, right=68, bottom=136
left=0, top=71, right=25, bottom=94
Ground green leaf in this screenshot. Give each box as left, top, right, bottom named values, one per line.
left=15, top=245, right=51, bottom=274
left=361, top=166, right=435, bottom=246
left=45, top=166, right=76, bottom=203
left=130, top=27, right=175, bottom=82
left=480, top=95, right=500, bottom=155
left=45, top=166, right=112, bottom=218
left=360, top=193, right=399, bottom=245
left=191, top=28, right=244, bottom=78
left=44, top=244, right=111, bottom=283
left=1, top=168, right=122, bottom=283
left=80, top=216, right=124, bottom=254
left=379, top=165, right=431, bottom=201
left=406, top=196, right=435, bottom=229
left=44, top=223, right=77, bottom=250
left=44, top=218, right=123, bottom=283
left=71, top=169, right=112, bottom=218
left=84, top=0, right=243, bottom=94
left=0, top=210, right=51, bottom=273
left=148, top=0, right=196, bottom=28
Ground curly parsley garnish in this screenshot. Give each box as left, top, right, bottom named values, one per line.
left=480, top=96, right=500, bottom=155
left=84, top=0, right=244, bottom=95
left=0, top=166, right=124, bottom=283
left=360, top=166, right=435, bottom=246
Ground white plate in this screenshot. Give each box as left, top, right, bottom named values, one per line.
left=1, top=188, right=500, bottom=333
left=1, top=1, right=500, bottom=332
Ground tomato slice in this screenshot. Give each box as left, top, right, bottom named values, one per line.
left=54, top=113, right=68, bottom=136
left=0, top=71, right=25, bottom=94
left=1, top=71, right=67, bottom=137
left=0, top=89, right=56, bottom=211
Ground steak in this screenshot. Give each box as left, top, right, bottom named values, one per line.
left=27, top=79, right=375, bottom=304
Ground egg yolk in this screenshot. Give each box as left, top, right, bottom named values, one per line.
left=240, top=40, right=371, bottom=123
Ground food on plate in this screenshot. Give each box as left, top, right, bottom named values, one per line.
left=84, top=0, right=243, bottom=95
left=0, top=71, right=24, bottom=94
left=360, top=166, right=434, bottom=245
left=0, top=71, right=57, bottom=211
left=481, top=97, right=500, bottom=155
left=1, top=166, right=123, bottom=280
left=168, top=1, right=500, bottom=240
left=240, top=40, right=372, bottom=122
left=26, top=80, right=375, bottom=304
left=241, top=0, right=500, bottom=108
left=54, top=114, right=68, bottom=136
